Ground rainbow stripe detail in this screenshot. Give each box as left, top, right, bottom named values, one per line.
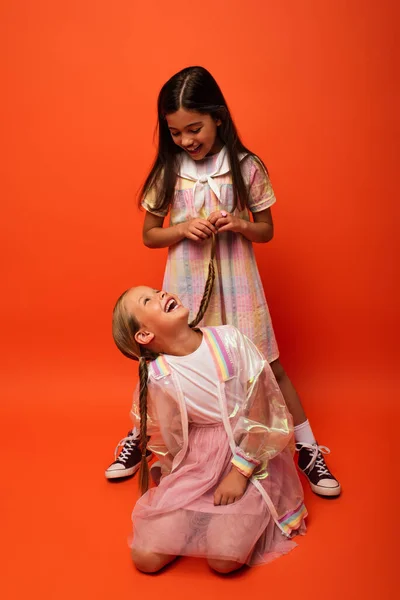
left=150, top=355, right=170, bottom=379
left=279, top=503, right=308, bottom=534
left=203, top=328, right=234, bottom=381
left=232, top=454, right=259, bottom=478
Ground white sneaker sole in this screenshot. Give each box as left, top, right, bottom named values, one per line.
left=307, top=478, right=341, bottom=497
left=105, top=454, right=153, bottom=480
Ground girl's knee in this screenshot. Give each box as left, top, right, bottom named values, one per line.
left=208, top=558, right=243, bottom=574
left=131, top=548, right=165, bottom=573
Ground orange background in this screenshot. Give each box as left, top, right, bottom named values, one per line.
left=1, top=1, right=398, bottom=599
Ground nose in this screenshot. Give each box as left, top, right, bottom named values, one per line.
left=181, top=135, right=193, bottom=148
left=159, top=291, right=166, bottom=299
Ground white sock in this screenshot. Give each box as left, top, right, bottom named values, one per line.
left=294, top=420, right=316, bottom=445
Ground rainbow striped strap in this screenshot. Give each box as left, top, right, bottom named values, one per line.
left=202, top=327, right=235, bottom=381
left=149, top=354, right=170, bottom=379
left=149, top=327, right=235, bottom=381
left=278, top=502, right=308, bottom=534
left=231, top=448, right=260, bottom=478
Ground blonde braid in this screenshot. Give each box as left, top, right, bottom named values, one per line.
left=138, top=356, right=150, bottom=494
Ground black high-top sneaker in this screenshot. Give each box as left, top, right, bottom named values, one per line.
left=296, top=442, right=341, bottom=497
left=105, top=430, right=152, bottom=480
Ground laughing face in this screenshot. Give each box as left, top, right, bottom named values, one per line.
left=124, top=286, right=189, bottom=345
left=166, top=108, right=223, bottom=160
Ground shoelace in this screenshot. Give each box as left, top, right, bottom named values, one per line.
left=114, top=431, right=140, bottom=462
left=296, top=442, right=331, bottom=476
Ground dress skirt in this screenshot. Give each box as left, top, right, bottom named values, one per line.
left=131, top=423, right=306, bottom=566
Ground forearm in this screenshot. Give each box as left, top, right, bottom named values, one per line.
left=239, top=219, right=274, bottom=243
left=143, top=223, right=185, bottom=249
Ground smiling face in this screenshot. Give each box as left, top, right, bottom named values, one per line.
left=123, top=286, right=190, bottom=347
left=166, top=108, right=223, bottom=160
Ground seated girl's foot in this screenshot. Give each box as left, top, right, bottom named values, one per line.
left=105, top=430, right=152, bottom=480
left=296, top=442, right=341, bottom=497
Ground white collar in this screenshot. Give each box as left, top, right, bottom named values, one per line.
left=177, top=147, right=247, bottom=212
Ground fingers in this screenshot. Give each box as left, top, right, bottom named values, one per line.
left=215, top=493, right=229, bottom=506
left=214, top=492, right=238, bottom=506
left=187, top=232, right=202, bottom=242
left=208, top=212, right=219, bottom=225
left=214, top=489, right=243, bottom=506
left=190, top=220, right=216, bottom=239
left=214, top=487, right=229, bottom=505
left=214, top=217, right=229, bottom=229
left=193, top=229, right=209, bottom=239
left=189, top=226, right=209, bottom=240
left=201, top=220, right=217, bottom=235
left=208, top=211, right=229, bottom=226
left=231, top=493, right=243, bottom=504
left=214, top=223, right=233, bottom=234
left=214, top=489, right=222, bottom=506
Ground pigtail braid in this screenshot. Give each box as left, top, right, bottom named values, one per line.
left=189, top=234, right=216, bottom=328
left=138, top=356, right=150, bottom=495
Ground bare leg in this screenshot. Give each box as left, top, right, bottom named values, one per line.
left=270, top=359, right=341, bottom=496
left=270, top=358, right=307, bottom=426
left=131, top=549, right=177, bottom=573
left=208, top=558, right=243, bottom=574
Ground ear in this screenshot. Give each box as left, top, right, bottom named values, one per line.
left=214, top=106, right=227, bottom=125
left=134, top=329, right=155, bottom=346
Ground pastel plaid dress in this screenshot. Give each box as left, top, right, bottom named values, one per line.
left=142, top=148, right=279, bottom=362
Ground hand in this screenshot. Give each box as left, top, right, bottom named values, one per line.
left=208, top=210, right=244, bottom=234
left=179, top=218, right=217, bottom=242
left=214, top=467, right=249, bottom=506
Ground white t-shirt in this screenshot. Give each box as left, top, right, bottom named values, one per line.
left=165, top=336, right=222, bottom=424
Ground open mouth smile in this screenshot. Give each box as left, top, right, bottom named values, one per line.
left=164, top=297, right=180, bottom=313
left=186, top=145, right=202, bottom=155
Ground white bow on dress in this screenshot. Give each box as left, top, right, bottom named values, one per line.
left=177, top=147, right=247, bottom=212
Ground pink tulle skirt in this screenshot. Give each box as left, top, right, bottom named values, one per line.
left=131, top=423, right=306, bottom=566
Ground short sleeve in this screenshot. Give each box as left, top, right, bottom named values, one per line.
left=141, top=184, right=169, bottom=218
left=243, top=156, right=276, bottom=214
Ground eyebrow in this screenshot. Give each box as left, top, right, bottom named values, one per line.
left=138, top=290, right=159, bottom=304
left=168, top=121, right=203, bottom=131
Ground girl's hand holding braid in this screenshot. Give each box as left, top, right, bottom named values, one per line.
left=208, top=210, right=245, bottom=234
left=179, top=218, right=217, bottom=242
left=209, top=208, right=274, bottom=243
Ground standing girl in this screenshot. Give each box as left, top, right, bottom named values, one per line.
left=106, top=66, right=340, bottom=498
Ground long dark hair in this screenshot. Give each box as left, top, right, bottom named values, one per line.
left=140, top=66, right=266, bottom=213
left=112, top=237, right=216, bottom=494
